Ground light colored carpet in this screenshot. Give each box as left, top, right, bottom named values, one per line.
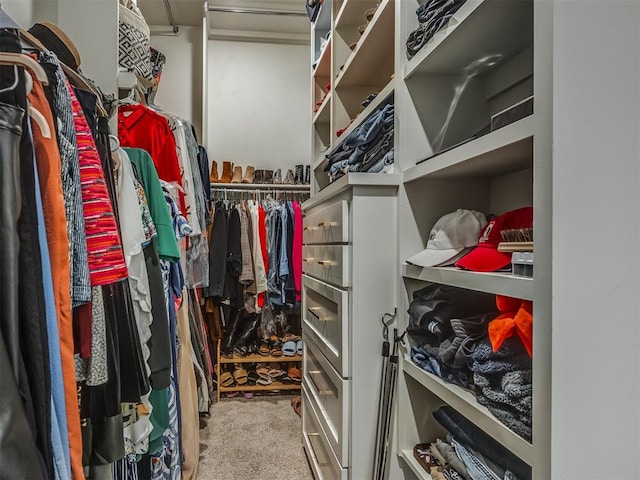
left=198, top=395, right=314, bottom=480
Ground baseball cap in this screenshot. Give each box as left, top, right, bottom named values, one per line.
left=406, top=209, right=487, bottom=268
left=455, top=206, right=533, bottom=272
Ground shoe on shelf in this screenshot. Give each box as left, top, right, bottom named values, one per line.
left=220, top=161, right=234, bottom=183
left=283, top=169, right=295, bottom=184
left=263, top=169, right=274, bottom=184
left=210, top=160, right=219, bottom=182
left=233, top=363, right=248, bottom=385
left=254, top=169, right=265, bottom=184
left=231, top=166, right=243, bottom=183
left=304, top=165, right=311, bottom=184
left=242, top=165, right=255, bottom=183
left=273, top=168, right=282, bottom=184
left=294, top=164, right=304, bottom=184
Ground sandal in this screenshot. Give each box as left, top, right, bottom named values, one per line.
left=258, top=339, right=271, bottom=356
left=233, top=363, right=248, bottom=385
left=296, top=340, right=303, bottom=356
left=220, top=369, right=235, bottom=388
left=291, top=396, right=302, bottom=417
left=270, top=335, right=282, bottom=357
left=288, top=366, right=302, bottom=383
left=268, top=362, right=285, bottom=380
left=256, top=363, right=272, bottom=385
left=247, top=365, right=259, bottom=386
left=282, top=341, right=297, bottom=356
left=243, top=392, right=254, bottom=399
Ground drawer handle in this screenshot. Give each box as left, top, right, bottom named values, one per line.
left=317, top=221, right=337, bottom=228
left=308, top=371, right=332, bottom=395
left=307, top=433, right=329, bottom=466
left=303, top=257, right=315, bottom=263
left=307, top=307, right=330, bottom=321
left=317, top=260, right=335, bottom=266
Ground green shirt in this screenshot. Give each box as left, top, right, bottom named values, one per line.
left=124, top=148, right=180, bottom=262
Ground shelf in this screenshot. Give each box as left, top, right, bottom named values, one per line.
left=400, top=449, right=432, bottom=480
left=219, top=354, right=303, bottom=364
left=402, top=264, right=533, bottom=301
left=211, top=183, right=311, bottom=191
left=219, top=382, right=301, bottom=392
left=403, top=116, right=534, bottom=182
left=333, top=80, right=394, bottom=147
left=313, top=37, right=332, bottom=79
left=404, top=0, right=532, bottom=79
left=302, top=172, right=400, bottom=210
left=334, top=0, right=394, bottom=89
left=313, top=91, right=331, bottom=125
left=313, top=155, right=327, bottom=171
left=335, top=0, right=378, bottom=30
left=313, top=0, right=332, bottom=30
left=402, top=358, right=533, bottom=464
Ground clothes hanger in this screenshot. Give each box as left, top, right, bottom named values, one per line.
left=0, top=52, right=48, bottom=84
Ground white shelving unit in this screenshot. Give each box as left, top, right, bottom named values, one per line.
left=399, top=450, right=433, bottom=480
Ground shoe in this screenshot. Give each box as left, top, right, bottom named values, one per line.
left=254, top=169, right=264, bottom=184
left=283, top=169, right=294, bottom=184
left=221, top=308, right=243, bottom=356
left=220, top=161, right=234, bottom=183
left=273, top=168, right=282, bottom=184
left=304, top=165, right=311, bottom=184
left=210, top=160, right=219, bottom=182
left=263, top=169, right=274, bottom=184
left=233, top=363, right=248, bottom=385
left=294, top=164, right=304, bottom=184
left=231, top=166, right=243, bottom=183
left=234, top=313, right=259, bottom=352
left=242, top=165, right=255, bottom=183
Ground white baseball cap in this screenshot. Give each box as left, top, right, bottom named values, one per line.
left=406, top=209, right=487, bottom=268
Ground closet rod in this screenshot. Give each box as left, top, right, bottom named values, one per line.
left=163, top=0, right=180, bottom=34
left=211, top=188, right=311, bottom=194
left=206, top=6, right=307, bottom=17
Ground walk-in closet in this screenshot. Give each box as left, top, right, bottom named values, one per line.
left=0, top=0, right=639, bottom=479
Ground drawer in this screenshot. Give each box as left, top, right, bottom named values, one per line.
left=302, top=385, right=348, bottom=480
left=303, top=200, right=349, bottom=245
left=302, top=275, right=349, bottom=377
left=303, top=333, right=350, bottom=466
left=302, top=245, right=350, bottom=288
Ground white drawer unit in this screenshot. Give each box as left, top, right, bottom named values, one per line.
left=303, top=333, right=350, bottom=465
left=302, top=386, right=349, bottom=480
left=302, top=245, right=351, bottom=288
left=303, top=200, right=350, bottom=245
left=302, top=176, right=399, bottom=479
left=302, top=274, right=349, bottom=377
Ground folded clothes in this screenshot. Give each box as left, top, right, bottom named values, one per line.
left=407, top=0, right=466, bottom=58
left=480, top=386, right=532, bottom=415
left=473, top=370, right=533, bottom=398
left=450, top=437, right=504, bottom=480
left=471, top=338, right=532, bottom=375
left=475, top=397, right=532, bottom=441
left=411, top=345, right=471, bottom=388
left=435, top=439, right=471, bottom=480
left=364, top=149, right=394, bottom=174
left=433, top=406, right=531, bottom=480
left=407, top=284, right=498, bottom=345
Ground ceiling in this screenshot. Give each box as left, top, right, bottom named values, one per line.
left=137, top=0, right=310, bottom=42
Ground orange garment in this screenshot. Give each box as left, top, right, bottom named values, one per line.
left=488, top=296, right=533, bottom=357
left=29, top=76, right=86, bottom=480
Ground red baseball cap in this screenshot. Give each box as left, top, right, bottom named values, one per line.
left=455, top=206, right=533, bottom=272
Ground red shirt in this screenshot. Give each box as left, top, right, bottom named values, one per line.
left=118, top=104, right=185, bottom=213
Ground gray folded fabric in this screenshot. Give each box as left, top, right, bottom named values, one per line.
left=435, top=439, right=471, bottom=480
left=502, top=370, right=533, bottom=397
left=439, top=314, right=493, bottom=369
left=471, top=338, right=532, bottom=374
left=481, top=387, right=532, bottom=414
left=476, top=397, right=532, bottom=440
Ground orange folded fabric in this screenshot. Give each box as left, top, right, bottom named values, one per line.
left=488, top=296, right=533, bottom=357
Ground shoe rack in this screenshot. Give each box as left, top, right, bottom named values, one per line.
left=215, top=339, right=303, bottom=402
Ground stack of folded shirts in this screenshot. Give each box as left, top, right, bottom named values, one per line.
left=324, top=103, right=394, bottom=181
left=471, top=338, right=533, bottom=441
left=406, top=0, right=466, bottom=59
left=434, top=406, right=531, bottom=480
left=407, top=284, right=498, bottom=387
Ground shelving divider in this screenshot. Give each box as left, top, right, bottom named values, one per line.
left=400, top=449, right=433, bottom=480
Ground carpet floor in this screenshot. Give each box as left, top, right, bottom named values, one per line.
left=198, top=395, right=314, bottom=480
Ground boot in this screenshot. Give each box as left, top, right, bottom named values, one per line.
left=283, top=169, right=295, bottom=184
left=304, top=165, right=311, bottom=184
left=220, top=161, right=234, bottom=183
left=210, top=160, right=219, bottom=183
left=234, top=313, right=260, bottom=355
left=263, top=169, right=274, bottom=184
left=294, top=164, right=304, bottom=184
left=221, top=308, right=244, bottom=356
left=273, top=168, right=282, bottom=184
left=254, top=169, right=264, bottom=184
left=231, top=166, right=243, bottom=183
left=242, top=165, right=255, bottom=183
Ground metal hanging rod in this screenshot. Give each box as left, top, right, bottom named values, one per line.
left=162, top=0, right=180, bottom=34
left=207, top=6, right=307, bottom=17
left=210, top=183, right=310, bottom=191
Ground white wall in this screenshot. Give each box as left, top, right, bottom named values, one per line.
left=207, top=40, right=311, bottom=172
left=2, top=0, right=34, bottom=26
left=150, top=26, right=203, bottom=140
left=551, top=1, right=640, bottom=479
